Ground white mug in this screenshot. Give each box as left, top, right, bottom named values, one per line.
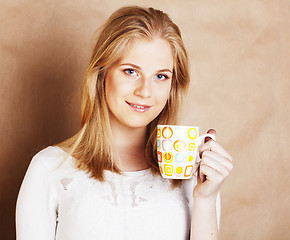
left=157, top=125, right=216, bottom=179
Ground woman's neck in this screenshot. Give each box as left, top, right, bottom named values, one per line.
left=110, top=120, right=149, bottom=171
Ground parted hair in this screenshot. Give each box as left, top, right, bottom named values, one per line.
left=58, top=6, right=190, bottom=184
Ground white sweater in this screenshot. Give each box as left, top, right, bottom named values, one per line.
left=16, top=146, right=220, bottom=240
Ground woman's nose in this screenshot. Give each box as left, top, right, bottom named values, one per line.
left=134, top=76, right=151, bottom=98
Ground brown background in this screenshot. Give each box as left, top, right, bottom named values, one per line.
left=0, top=0, right=289, bottom=239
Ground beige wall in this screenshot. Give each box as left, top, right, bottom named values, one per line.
left=0, top=0, right=289, bottom=239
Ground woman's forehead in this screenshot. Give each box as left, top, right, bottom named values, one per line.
left=117, top=38, right=174, bottom=71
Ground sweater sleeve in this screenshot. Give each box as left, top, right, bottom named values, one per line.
left=16, top=151, right=58, bottom=240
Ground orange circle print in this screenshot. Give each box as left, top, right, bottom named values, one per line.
left=173, top=140, right=186, bottom=152
left=157, top=128, right=161, bottom=138
left=162, top=126, right=173, bottom=139
left=163, top=152, right=173, bottom=163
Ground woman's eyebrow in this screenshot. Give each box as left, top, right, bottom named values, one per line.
left=120, top=63, right=141, bottom=70
left=119, top=63, right=172, bottom=73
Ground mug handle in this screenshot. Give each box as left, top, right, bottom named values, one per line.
left=195, top=133, right=216, bottom=165
left=197, top=133, right=216, bottom=146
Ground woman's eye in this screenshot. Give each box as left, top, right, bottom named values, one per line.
left=156, top=74, right=169, bottom=81
left=124, top=69, right=138, bottom=76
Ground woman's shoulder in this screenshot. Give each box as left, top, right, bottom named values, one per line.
left=30, top=146, right=74, bottom=171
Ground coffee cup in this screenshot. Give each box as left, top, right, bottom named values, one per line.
left=157, top=125, right=216, bottom=179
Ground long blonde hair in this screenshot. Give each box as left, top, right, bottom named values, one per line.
left=58, top=6, right=190, bottom=183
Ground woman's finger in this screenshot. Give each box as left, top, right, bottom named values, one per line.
left=202, top=150, right=233, bottom=173
left=199, top=163, right=225, bottom=184
left=199, top=139, right=233, bottom=162
left=200, top=156, right=231, bottom=179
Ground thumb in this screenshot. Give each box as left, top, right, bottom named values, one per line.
left=205, top=128, right=216, bottom=143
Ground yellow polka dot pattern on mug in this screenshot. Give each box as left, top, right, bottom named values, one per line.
left=188, top=128, right=197, bottom=140
left=157, top=125, right=199, bottom=179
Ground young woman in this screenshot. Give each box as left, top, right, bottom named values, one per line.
left=16, top=6, right=233, bottom=240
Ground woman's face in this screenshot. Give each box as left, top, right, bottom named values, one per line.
left=105, top=38, right=173, bottom=129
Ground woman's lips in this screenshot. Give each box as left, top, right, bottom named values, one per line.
left=125, top=101, right=152, bottom=112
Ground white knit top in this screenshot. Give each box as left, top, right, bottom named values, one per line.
left=16, top=146, right=220, bottom=240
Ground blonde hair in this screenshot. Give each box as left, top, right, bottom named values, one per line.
left=58, top=6, right=190, bottom=184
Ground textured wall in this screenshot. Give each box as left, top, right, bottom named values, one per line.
left=0, top=0, right=289, bottom=239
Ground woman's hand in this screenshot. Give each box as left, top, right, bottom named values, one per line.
left=193, top=129, right=233, bottom=200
